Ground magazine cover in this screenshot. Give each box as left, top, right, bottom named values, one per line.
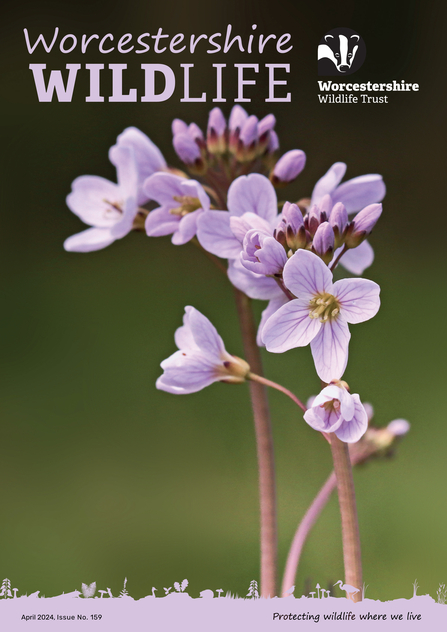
left=1, top=0, right=446, bottom=629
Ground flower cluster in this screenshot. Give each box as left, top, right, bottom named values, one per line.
left=64, top=107, right=392, bottom=446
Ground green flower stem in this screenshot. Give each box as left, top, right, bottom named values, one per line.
left=330, top=434, right=363, bottom=601
left=234, top=288, right=278, bottom=598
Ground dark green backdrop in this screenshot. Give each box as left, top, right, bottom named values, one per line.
left=1, top=0, right=446, bottom=600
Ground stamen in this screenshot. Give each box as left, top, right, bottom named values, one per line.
left=170, top=195, right=202, bottom=217
left=308, top=291, right=341, bottom=323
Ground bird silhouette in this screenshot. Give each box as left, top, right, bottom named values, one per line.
left=334, top=580, right=360, bottom=600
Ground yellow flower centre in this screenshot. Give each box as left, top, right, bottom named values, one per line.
left=309, top=292, right=341, bottom=323
left=170, top=195, right=201, bottom=217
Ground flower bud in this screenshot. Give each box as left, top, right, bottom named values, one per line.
left=237, top=115, right=259, bottom=161
left=173, top=133, right=206, bottom=174
left=270, top=150, right=306, bottom=187
left=267, top=130, right=279, bottom=154
left=329, top=202, right=348, bottom=248
left=241, top=228, right=288, bottom=276
left=312, top=222, right=335, bottom=264
left=345, top=203, right=383, bottom=248
left=188, top=122, right=205, bottom=143
left=172, top=118, right=188, bottom=135
left=387, top=419, right=410, bottom=437
left=229, top=105, right=248, bottom=153
left=306, top=204, right=326, bottom=236
left=222, top=356, right=251, bottom=382
left=207, top=107, right=227, bottom=154
left=275, top=202, right=307, bottom=251
left=257, top=114, right=276, bottom=154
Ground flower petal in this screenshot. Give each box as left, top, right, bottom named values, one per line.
left=335, top=394, right=368, bottom=443
left=333, top=278, right=381, bottom=324
left=112, top=127, right=166, bottom=205
left=332, top=174, right=386, bottom=213
left=66, top=176, right=122, bottom=227
left=310, top=317, right=350, bottom=382
left=227, top=174, right=278, bottom=223
left=283, top=250, right=333, bottom=299
left=144, top=172, right=188, bottom=206
left=197, top=211, right=241, bottom=258
left=256, top=295, right=290, bottom=346
left=185, top=306, right=227, bottom=360
left=336, top=240, right=374, bottom=275
left=311, top=162, right=346, bottom=207
left=228, top=259, right=285, bottom=300
left=171, top=209, right=203, bottom=245
left=108, top=145, right=139, bottom=200
left=145, top=207, right=180, bottom=237
left=157, top=350, right=220, bottom=394
left=304, top=405, right=343, bottom=434
left=64, top=227, right=116, bottom=252
left=262, top=299, right=322, bottom=352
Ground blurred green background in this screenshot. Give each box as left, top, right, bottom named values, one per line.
left=1, top=0, right=446, bottom=601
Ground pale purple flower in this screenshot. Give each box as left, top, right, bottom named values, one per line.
left=311, top=162, right=386, bottom=214
left=144, top=173, right=210, bottom=245
left=304, top=383, right=368, bottom=443
left=156, top=306, right=250, bottom=394
left=241, top=228, right=288, bottom=276
left=271, top=150, right=306, bottom=185
left=64, top=145, right=139, bottom=253
left=110, top=127, right=167, bottom=205
left=197, top=173, right=280, bottom=258
left=262, top=250, right=380, bottom=382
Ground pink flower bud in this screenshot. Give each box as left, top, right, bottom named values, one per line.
left=237, top=115, right=259, bottom=161
left=173, top=133, right=205, bottom=173
left=312, top=221, right=335, bottom=264
left=271, top=150, right=306, bottom=186
left=345, top=203, right=383, bottom=248
left=207, top=107, right=227, bottom=154
left=330, top=202, right=348, bottom=247
left=268, top=130, right=279, bottom=153
left=172, top=119, right=188, bottom=135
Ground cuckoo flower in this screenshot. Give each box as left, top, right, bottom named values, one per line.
left=241, top=228, right=288, bottom=276
left=111, top=127, right=167, bottom=205
left=64, top=145, right=140, bottom=253
left=144, top=173, right=210, bottom=245
left=303, top=383, right=368, bottom=443
left=156, top=306, right=250, bottom=394
left=311, top=162, right=386, bottom=214
left=197, top=173, right=280, bottom=259
left=262, top=250, right=380, bottom=382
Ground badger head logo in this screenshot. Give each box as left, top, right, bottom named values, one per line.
left=318, top=28, right=366, bottom=76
